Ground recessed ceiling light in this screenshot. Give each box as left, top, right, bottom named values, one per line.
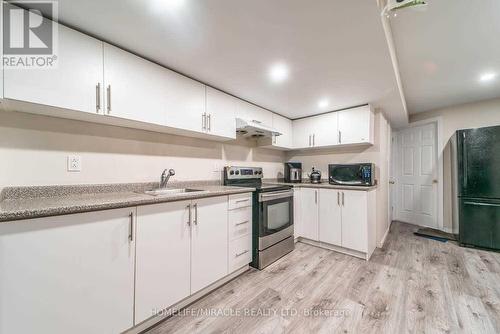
left=479, top=72, right=497, bottom=83
left=269, top=63, right=289, bottom=83
left=318, top=99, right=329, bottom=109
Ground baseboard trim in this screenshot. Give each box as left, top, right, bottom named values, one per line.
left=378, top=221, right=392, bottom=248
left=297, top=238, right=368, bottom=260
left=125, top=265, right=250, bottom=334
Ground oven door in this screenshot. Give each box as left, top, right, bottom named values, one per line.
left=258, top=189, right=294, bottom=250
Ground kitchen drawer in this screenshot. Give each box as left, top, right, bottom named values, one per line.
left=228, top=193, right=252, bottom=210
left=228, top=207, right=252, bottom=240
left=228, top=234, right=252, bottom=273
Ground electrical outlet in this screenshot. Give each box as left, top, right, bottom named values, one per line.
left=67, top=155, right=82, bottom=172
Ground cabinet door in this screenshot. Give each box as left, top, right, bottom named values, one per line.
left=273, top=113, right=293, bottom=149
left=191, top=196, right=228, bottom=293
left=4, top=21, right=103, bottom=113
left=293, top=188, right=302, bottom=238
left=292, top=117, right=314, bottom=149
left=135, top=201, right=191, bottom=324
left=319, top=189, right=342, bottom=246
left=313, top=112, right=339, bottom=147
left=103, top=43, right=170, bottom=124
left=341, top=190, right=368, bottom=252
left=236, top=100, right=273, bottom=125
left=206, top=87, right=237, bottom=139
left=299, top=188, right=319, bottom=241
left=338, top=105, right=374, bottom=145
left=0, top=208, right=136, bottom=334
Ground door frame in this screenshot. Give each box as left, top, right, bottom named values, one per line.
left=391, top=117, right=444, bottom=231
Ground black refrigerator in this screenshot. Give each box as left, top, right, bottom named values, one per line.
left=452, top=125, right=500, bottom=250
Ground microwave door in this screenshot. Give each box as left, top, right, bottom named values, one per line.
left=330, top=166, right=362, bottom=184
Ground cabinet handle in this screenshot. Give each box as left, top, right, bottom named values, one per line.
left=313, top=134, right=315, bottom=146
left=193, top=203, right=198, bottom=225
left=339, top=131, right=342, bottom=144
left=187, top=204, right=191, bottom=226
left=128, top=212, right=134, bottom=242
left=337, top=192, right=340, bottom=206
left=106, top=85, right=111, bottom=114
left=309, top=135, right=312, bottom=147
left=236, top=250, right=249, bottom=257
left=235, top=198, right=250, bottom=203
left=315, top=190, right=318, bottom=204
left=236, top=220, right=249, bottom=226
left=96, top=83, right=101, bottom=113
left=342, top=192, right=345, bottom=206
left=202, top=113, right=206, bottom=130
left=208, top=114, right=212, bottom=131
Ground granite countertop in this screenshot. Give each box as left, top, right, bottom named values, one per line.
left=264, top=179, right=377, bottom=191
left=0, top=181, right=255, bottom=223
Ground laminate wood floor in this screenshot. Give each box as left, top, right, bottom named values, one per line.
left=145, top=222, right=500, bottom=334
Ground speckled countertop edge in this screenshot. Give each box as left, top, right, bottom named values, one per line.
left=263, top=179, right=377, bottom=191
left=0, top=181, right=255, bottom=223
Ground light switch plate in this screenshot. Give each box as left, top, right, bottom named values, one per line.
left=67, top=155, right=82, bottom=172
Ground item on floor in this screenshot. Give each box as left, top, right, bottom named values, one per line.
left=223, top=166, right=294, bottom=269
left=284, top=162, right=302, bottom=183
left=308, top=167, right=322, bottom=184
left=328, top=163, right=375, bottom=186
left=452, top=125, right=500, bottom=251
left=414, top=227, right=457, bottom=243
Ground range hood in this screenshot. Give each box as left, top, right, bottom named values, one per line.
left=236, top=118, right=282, bottom=138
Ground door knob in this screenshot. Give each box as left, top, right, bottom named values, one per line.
left=389, top=180, right=395, bottom=185
left=432, top=179, right=438, bottom=184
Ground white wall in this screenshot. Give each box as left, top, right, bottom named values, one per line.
left=410, top=97, right=500, bottom=232
left=286, top=112, right=392, bottom=247
left=0, top=110, right=285, bottom=187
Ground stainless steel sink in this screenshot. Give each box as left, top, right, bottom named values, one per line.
left=143, top=188, right=207, bottom=196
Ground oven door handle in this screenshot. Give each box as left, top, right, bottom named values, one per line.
left=259, top=190, right=294, bottom=202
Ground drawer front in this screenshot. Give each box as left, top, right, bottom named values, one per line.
left=228, top=193, right=252, bottom=210
left=228, top=235, right=252, bottom=273
left=228, top=207, right=252, bottom=241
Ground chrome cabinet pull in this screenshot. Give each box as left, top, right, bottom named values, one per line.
left=96, top=83, right=101, bottom=113
left=236, top=220, right=249, bottom=226
left=315, top=190, right=318, bottom=204
left=193, top=203, right=198, bottom=225
left=208, top=114, right=211, bottom=131
left=337, top=192, right=340, bottom=206
left=128, top=212, right=134, bottom=242
left=309, top=135, right=312, bottom=147
left=202, top=113, right=206, bottom=130
left=235, top=198, right=250, bottom=203
left=313, top=134, right=315, bottom=146
left=106, top=85, right=111, bottom=114
left=339, top=131, right=342, bottom=144
left=342, top=192, right=345, bottom=206
left=187, top=204, right=191, bottom=226
left=236, top=250, right=249, bottom=257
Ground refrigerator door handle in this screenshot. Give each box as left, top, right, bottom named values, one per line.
left=463, top=201, right=500, bottom=208
left=462, top=132, right=468, bottom=190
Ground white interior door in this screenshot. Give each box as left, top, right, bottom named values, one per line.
left=395, top=123, right=438, bottom=228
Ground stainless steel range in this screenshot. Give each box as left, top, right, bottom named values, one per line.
left=223, top=166, right=294, bottom=269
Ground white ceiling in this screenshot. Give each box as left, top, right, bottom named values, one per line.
left=35, top=0, right=408, bottom=126
left=389, top=0, right=500, bottom=114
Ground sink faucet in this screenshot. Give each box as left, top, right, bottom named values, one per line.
left=160, top=169, right=175, bottom=188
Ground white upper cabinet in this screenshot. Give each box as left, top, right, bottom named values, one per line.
left=236, top=100, right=273, bottom=126
left=0, top=208, right=136, bottom=334
left=292, top=116, right=316, bottom=149
left=205, top=87, right=237, bottom=139
left=272, top=113, right=293, bottom=149
left=191, top=196, right=228, bottom=293
left=135, top=201, right=191, bottom=324
left=162, top=74, right=206, bottom=133
left=313, top=112, right=339, bottom=147
left=103, top=43, right=171, bottom=125
left=4, top=22, right=103, bottom=113
left=338, top=105, right=374, bottom=145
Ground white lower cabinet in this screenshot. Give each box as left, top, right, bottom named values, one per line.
left=295, top=187, right=375, bottom=259
left=298, top=188, right=319, bottom=241
left=0, top=208, right=136, bottom=334
left=227, top=194, right=253, bottom=272
left=318, top=189, right=342, bottom=246
left=135, top=200, right=191, bottom=324
left=191, top=196, right=229, bottom=293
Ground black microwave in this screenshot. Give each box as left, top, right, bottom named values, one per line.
left=328, top=163, right=375, bottom=186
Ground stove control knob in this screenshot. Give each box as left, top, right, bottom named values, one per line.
left=230, top=170, right=235, bottom=175
left=254, top=170, right=258, bottom=175
left=235, top=170, right=240, bottom=175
